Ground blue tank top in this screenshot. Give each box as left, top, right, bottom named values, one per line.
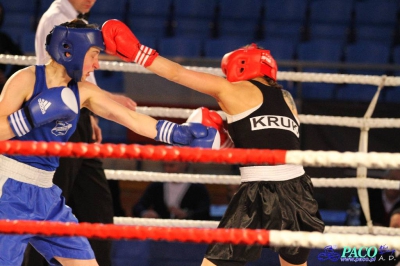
left=6, top=65, right=80, bottom=171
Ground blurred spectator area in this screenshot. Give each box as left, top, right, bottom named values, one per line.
left=2, top=0, right=399, bottom=102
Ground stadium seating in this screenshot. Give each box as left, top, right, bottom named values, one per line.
left=128, top=0, right=173, bottom=38
left=384, top=45, right=400, bottom=102
left=353, top=0, right=399, bottom=45
left=158, top=37, right=202, bottom=58
left=172, top=0, right=217, bottom=39
left=265, top=0, right=308, bottom=24
left=90, top=0, right=126, bottom=19
left=308, top=24, right=349, bottom=44
left=204, top=37, right=250, bottom=59
left=296, top=39, right=345, bottom=100
left=355, top=25, right=395, bottom=46
left=258, top=37, right=296, bottom=61
left=344, top=41, right=391, bottom=75
left=2, top=0, right=35, bottom=13
left=309, top=0, right=354, bottom=25
left=263, top=0, right=308, bottom=42
left=337, top=41, right=391, bottom=102
left=217, top=0, right=264, bottom=39
left=354, top=0, right=399, bottom=27
left=0, top=0, right=398, bottom=103
left=307, top=0, right=354, bottom=43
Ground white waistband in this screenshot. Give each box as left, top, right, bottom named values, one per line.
left=240, top=164, right=305, bottom=182
left=0, top=155, right=54, bottom=188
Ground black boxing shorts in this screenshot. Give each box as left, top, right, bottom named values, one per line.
left=204, top=174, right=325, bottom=264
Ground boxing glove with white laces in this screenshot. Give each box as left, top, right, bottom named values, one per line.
left=155, top=120, right=220, bottom=149
left=102, top=19, right=158, bottom=67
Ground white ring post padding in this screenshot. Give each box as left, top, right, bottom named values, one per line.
left=105, top=170, right=400, bottom=189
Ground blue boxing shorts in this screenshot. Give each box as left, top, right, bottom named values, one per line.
left=0, top=155, right=94, bottom=266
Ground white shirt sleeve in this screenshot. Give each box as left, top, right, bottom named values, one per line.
left=35, top=0, right=75, bottom=65
left=35, top=0, right=97, bottom=84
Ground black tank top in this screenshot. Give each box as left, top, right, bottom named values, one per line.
left=227, top=80, right=300, bottom=150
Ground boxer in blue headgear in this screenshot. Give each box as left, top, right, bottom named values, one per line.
left=0, top=18, right=218, bottom=265
left=45, top=21, right=104, bottom=82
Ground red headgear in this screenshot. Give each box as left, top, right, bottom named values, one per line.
left=221, top=43, right=277, bottom=82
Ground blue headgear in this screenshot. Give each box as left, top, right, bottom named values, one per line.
left=45, top=25, right=105, bottom=82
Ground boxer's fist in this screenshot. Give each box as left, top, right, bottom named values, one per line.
left=102, top=19, right=158, bottom=67
left=155, top=120, right=220, bottom=149
left=187, top=107, right=234, bottom=148
left=8, top=87, right=78, bottom=137
left=188, top=123, right=220, bottom=149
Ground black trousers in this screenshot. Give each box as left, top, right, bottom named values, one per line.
left=22, top=109, right=117, bottom=266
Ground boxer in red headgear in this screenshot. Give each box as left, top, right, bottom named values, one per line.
left=221, top=43, right=278, bottom=82
left=102, top=19, right=324, bottom=266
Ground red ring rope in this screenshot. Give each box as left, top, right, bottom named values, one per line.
left=0, top=220, right=270, bottom=245
left=0, top=141, right=287, bottom=165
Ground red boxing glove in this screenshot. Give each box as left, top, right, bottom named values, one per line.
left=187, top=107, right=234, bottom=149
left=101, top=19, right=158, bottom=67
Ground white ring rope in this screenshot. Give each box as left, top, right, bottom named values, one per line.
left=268, top=230, right=400, bottom=250
left=286, top=150, right=400, bottom=168
left=135, top=107, right=400, bottom=128
left=114, top=217, right=400, bottom=249
left=1, top=54, right=400, bottom=86
left=296, top=115, right=400, bottom=129
left=323, top=226, right=400, bottom=236
left=105, top=170, right=400, bottom=189
left=113, top=217, right=400, bottom=237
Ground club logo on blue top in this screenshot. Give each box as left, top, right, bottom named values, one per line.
left=51, top=121, right=72, bottom=136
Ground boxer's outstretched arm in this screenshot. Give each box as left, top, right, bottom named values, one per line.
left=101, top=20, right=232, bottom=101
left=80, top=82, right=220, bottom=148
